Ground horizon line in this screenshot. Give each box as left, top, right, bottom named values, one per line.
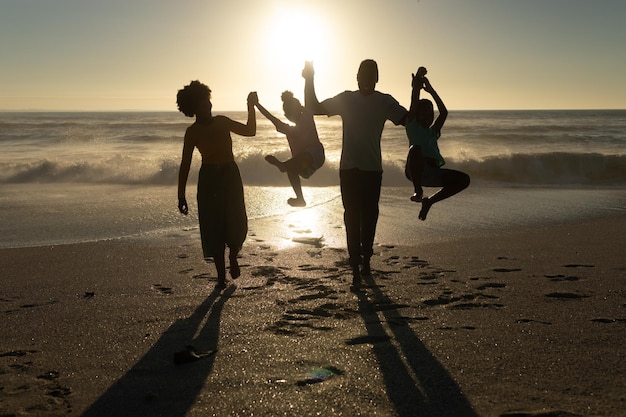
left=1, top=108, right=625, bottom=113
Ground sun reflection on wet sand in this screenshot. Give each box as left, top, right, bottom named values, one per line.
left=284, top=208, right=325, bottom=249
left=245, top=186, right=344, bottom=250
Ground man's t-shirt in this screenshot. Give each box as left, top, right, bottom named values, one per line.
left=322, top=91, right=407, bottom=171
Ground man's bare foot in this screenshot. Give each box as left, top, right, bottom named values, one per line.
left=361, top=259, right=371, bottom=276
left=418, top=197, right=432, bottom=221
left=265, top=155, right=286, bottom=172
left=287, top=197, right=306, bottom=207
left=410, top=193, right=422, bottom=202
left=350, top=266, right=362, bottom=292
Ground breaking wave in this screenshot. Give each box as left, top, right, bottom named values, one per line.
left=2, top=151, right=625, bottom=186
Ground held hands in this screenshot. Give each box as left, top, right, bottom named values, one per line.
left=247, top=91, right=258, bottom=106
left=422, top=78, right=434, bottom=94
left=178, top=197, right=188, bottom=215
left=411, top=76, right=434, bottom=95
left=411, top=66, right=430, bottom=91
left=302, top=61, right=314, bottom=80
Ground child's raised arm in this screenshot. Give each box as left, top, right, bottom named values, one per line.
left=255, top=100, right=289, bottom=133
left=424, top=79, right=448, bottom=132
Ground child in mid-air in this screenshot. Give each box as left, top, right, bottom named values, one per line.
left=405, top=67, right=470, bottom=220
left=255, top=91, right=325, bottom=207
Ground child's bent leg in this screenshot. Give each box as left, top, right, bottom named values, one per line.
left=419, top=169, right=469, bottom=221
left=406, top=146, right=423, bottom=202
left=265, top=155, right=286, bottom=172
left=284, top=153, right=313, bottom=207
left=428, top=169, right=470, bottom=204
left=287, top=170, right=306, bottom=207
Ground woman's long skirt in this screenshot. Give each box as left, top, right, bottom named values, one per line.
left=196, top=162, right=247, bottom=258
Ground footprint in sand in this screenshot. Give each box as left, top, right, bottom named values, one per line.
left=562, top=264, right=594, bottom=268
left=475, top=283, right=507, bottom=290
left=439, top=325, right=477, bottom=331
left=545, top=292, right=589, bottom=299
left=450, top=302, right=505, bottom=310
left=152, top=284, right=173, bottom=295
left=423, top=295, right=465, bottom=306
left=544, top=274, right=580, bottom=282
left=492, top=268, right=522, bottom=273
left=298, top=264, right=332, bottom=272
left=383, top=255, right=401, bottom=266
left=403, top=256, right=429, bottom=269
left=516, top=318, right=552, bottom=325
left=470, top=276, right=492, bottom=281
left=417, top=273, right=440, bottom=282
left=0, top=349, right=39, bottom=358
left=591, top=318, right=626, bottom=324
left=5, top=300, right=58, bottom=314
left=0, top=351, right=72, bottom=415
left=250, top=265, right=285, bottom=278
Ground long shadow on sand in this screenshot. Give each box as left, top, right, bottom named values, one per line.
left=80, top=285, right=235, bottom=417
left=356, top=275, right=478, bottom=417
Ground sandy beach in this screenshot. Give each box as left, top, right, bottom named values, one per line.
left=1, top=208, right=625, bottom=417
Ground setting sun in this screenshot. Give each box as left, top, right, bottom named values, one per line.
left=255, top=4, right=336, bottom=109
left=265, top=6, right=331, bottom=69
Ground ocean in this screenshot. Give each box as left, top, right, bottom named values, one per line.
left=1, top=110, right=625, bottom=249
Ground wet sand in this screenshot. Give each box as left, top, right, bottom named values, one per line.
left=1, top=214, right=625, bottom=417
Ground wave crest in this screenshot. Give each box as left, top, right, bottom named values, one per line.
left=1, top=152, right=624, bottom=186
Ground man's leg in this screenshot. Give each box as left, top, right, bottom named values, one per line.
left=340, top=169, right=363, bottom=268
left=360, top=170, right=382, bottom=274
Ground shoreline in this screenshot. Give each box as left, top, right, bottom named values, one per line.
left=1, top=214, right=625, bottom=416
left=2, top=183, right=626, bottom=250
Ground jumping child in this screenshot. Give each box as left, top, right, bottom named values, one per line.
left=255, top=91, right=325, bottom=207
left=405, top=67, right=470, bottom=220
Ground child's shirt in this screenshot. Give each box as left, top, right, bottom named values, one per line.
left=405, top=119, right=445, bottom=167
left=276, top=109, right=321, bottom=157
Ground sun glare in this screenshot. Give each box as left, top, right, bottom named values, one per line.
left=267, top=7, right=330, bottom=66
left=259, top=5, right=334, bottom=105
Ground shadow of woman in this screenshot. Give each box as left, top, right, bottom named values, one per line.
left=80, top=285, right=236, bottom=417
left=356, top=276, right=478, bottom=417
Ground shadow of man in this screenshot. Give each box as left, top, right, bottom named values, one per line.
left=355, top=275, right=478, bottom=417
left=80, top=285, right=235, bottom=417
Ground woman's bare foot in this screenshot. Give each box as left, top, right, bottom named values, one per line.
left=229, top=254, right=240, bottom=279
left=418, top=197, right=432, bottom=221
left=287, top=197, right=306, bottom=207
left=265, top=155, right=286, bottom=172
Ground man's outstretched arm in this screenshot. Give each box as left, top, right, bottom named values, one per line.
left=302, top=61, right=328, bottom=115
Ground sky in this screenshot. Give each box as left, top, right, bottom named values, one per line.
left=1, top=0, right=625, bottom=112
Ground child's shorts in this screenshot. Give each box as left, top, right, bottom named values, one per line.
left=300, top=145, right=325, bottom=179
left=405, top=158, right=444, bottom=187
